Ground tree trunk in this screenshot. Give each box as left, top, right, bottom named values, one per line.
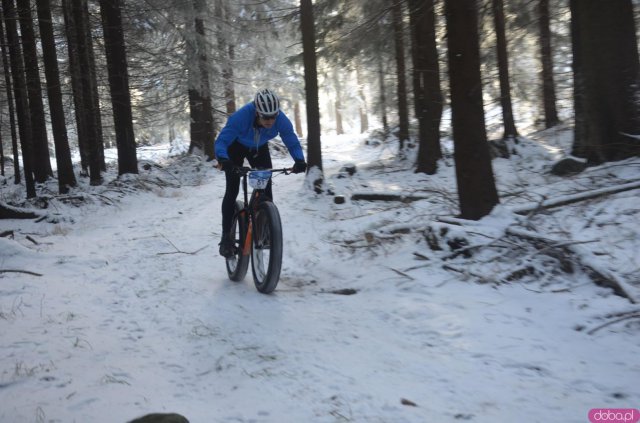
left=16, top=0, right=53, bottom=183
left=377, top=49, right=389, bottom=136
left=76, top=0, right=103, bottom=184
left=570, top=0, right=640, bottom=163
left=215, top=0, right=236, bottom=115
left=100, top=0, right=138, bottom=176
left=223, top=44, right=236, bottom=115
left=62, top=0, right=88, bottom=174
left=1, top=0, right=36, bottom=198
left=409, top=0, right=442, bottom=175
left=0, top=127, right=3, bottom=177
left=187, top=0, right=215, bottom=159
left=391, top=0, right=410, bottom=150
left=333, top=69, right=344, bottom=135
left=356, top=64, right=369, bottom=134
left=492, top=0, right=518, bottom=141
left=65, top=0, right=103, bottom=185
left=83, top=0, right=106, bottom=170
left=538, top=0, right=559, bottom=128
left=36, top=0, right=77, bottom=193
left=444, top=0, right=500, bottom=220
left=294, top=101, right=303, bottom=138
left=0, top=9, right=20, bottom=185
left=300, top=0, right=323, bottom=193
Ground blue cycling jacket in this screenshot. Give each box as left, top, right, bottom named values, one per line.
left=214, top=102, right=305, bottom=162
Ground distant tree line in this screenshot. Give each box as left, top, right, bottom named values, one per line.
left=0, top=0, right=638, bottom=221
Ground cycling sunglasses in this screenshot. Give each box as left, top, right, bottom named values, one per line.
left=258, top=112, right=278, bottom=121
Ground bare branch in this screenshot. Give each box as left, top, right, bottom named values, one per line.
left=0, top=269, right=43, bottom=276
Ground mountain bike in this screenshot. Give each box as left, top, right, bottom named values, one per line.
left=225, top=167, right=292, bottom=294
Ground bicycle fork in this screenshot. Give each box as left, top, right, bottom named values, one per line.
left=242, top=215, right=252, bottom=256
left=243, top=188, right=266, bottom=256
left=240, top=174, right=252, bottom=257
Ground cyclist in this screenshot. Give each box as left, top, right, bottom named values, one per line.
left=215, top=88, right=307, bottom=258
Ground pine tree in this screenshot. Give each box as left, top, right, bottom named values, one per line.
left=36, top=0, right=77, bottom=193
left=2, top=0, right=36, bottom=197
left=445, top=0, right=499, bottom=220
left=570, top=0, right=640, bottom=163
left=409, top=0, right=442, bottom=175
left=300, top=0, right=323, bottom=193
left=100, top=0, right=138, bottom=175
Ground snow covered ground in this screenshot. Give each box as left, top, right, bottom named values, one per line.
left=1, top=127, right=639, bottom=423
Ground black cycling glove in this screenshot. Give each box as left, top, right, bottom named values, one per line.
left=219, top=158, right=238, bottom=174
left=292, top=160, right=307, bottom=174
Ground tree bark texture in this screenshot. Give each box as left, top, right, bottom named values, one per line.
left=391, top=0, right=410, bottom=149
left=294, top=101, right=303, bottom=138
left=333, top=69, right=344, bottom=135
left=36, top=0, right=77, bottom=193
left=300, top=0, right=323, bottom=182
left=491, top=0, right=518, bottom=140
left=409, top=0, right=442, bottom=175
left=62, top=0, right=88, bottom=173
left=356, top=64, right=369, bottom=134
left=570, top=0, right=640, bottom=163
left=17, top=0, right=53, bottom=182
left=538, top=0, right=559, bottom=128
left=65, top=0, right=104, bottom=184
left=445, top=0, right=500, bottom=220
left=0, top=9, right=21, bottom=185
left=187, top=0, right=215, bottom=159
left=100, top=0, right=138, bottom=175
left=377, top=49, right=389, bottom=135
left=215, top=0, right=236, bottom=115
left=2, top=0, right=36, bottom=198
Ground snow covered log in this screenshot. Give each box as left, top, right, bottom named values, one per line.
left=0, top=201, right=43, bottom=219
left=513, top=180, right=640, bottom=215
left=351, top=192, right=430, bottom=203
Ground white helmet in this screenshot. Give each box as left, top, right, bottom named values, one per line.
left=254, top=89, right=280, bottom=116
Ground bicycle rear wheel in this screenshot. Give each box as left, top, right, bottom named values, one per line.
left=251, top=201, right=283, bottom=294
left=226, top=200, right=250, bottom=282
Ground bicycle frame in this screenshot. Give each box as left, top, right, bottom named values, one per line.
left=237, top=168, right=290, bottom=256
left=225, top=167, right=292, bottom=293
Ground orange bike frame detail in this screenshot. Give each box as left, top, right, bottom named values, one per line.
left=243, top=218, right=252, bottom=256
left=242, top=190, right=261, bottom=256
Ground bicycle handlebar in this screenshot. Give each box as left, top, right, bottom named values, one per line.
left=236, top=167, right=293, bottom=176
left=215, top=160, right=297, bottom=175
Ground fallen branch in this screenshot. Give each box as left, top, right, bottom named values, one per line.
left=0, top=269, right=43, bottom=276
left=587, top=313, right=640, bottom=335
left=506, top=227, right=637, bottom=303
left=386, top=267, right=415, bottom=280
left=157, top=246, right=206, bottom=256
left=512, top=180, right=640, bottom=215
left=412, top=252, right=429, bottom=261
left=442, top=264, right=488, bottom=281
left=157, top=234, right=206, bottom=255
left=351, top=192, right=430, bottom=203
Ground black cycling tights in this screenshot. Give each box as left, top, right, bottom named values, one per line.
left=221, top=142, right=273, bottom=237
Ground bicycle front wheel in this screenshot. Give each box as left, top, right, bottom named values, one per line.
left=251, top=201, right=283, bottom=294
left=226, top=200, right=250, bottom=282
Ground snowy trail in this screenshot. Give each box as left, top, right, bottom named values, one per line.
left=2, top=137, right=640, bottom=422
